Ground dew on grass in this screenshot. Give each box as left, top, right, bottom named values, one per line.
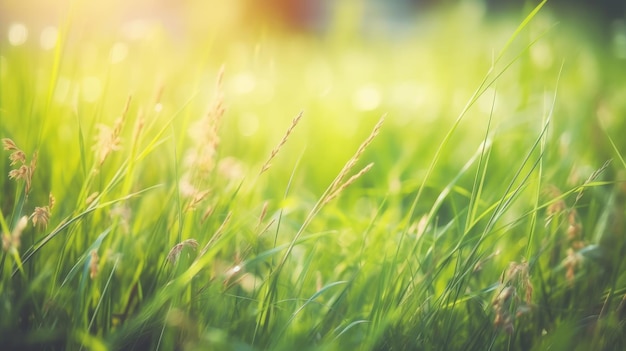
left=8, top=23, right=28, bottom=46
left=39, top=26, right=58, bottom=50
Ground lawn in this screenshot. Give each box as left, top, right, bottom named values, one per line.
left=2, top=0, right=626, bottom=350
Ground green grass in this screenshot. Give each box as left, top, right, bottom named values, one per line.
left=2, top=1, right=626, bottom=350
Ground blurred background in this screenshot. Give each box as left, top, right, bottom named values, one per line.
left=1, top=0, right=624, bottom=46
left=1, top=0, right=625, bottom=194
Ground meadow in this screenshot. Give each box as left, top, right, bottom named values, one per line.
left=2, top=1, right=626, bottom=350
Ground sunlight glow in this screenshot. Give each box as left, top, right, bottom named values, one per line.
left=8, top=23, right=28, bottom=46
left=352, top=84, right=381, bottom=111
left=110, top=42, right=129, bottom=64
left=81, top=76, right=103, bottom=102
left=39, top=26, right=58, bottom=50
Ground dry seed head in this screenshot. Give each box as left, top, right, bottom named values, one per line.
left=199, top=212, right=232, bottom=257
left=94, top=121, right=123, bottom=165
left=89, top=249, right=100, bottom=279
left=9, top=150, right=26, bottom=166
left=184, top=189, right=211, bottom=212
left=94, top=97, right=130, bottom=166
left=543, top=186, right=565, bottom=226
left=86, top=192, right=99, bottom=205
left=2, top=138, right=19, bottom=151
left=24, top=152, right=37, bottom=195
left=8, top=165, right=28, bottom=182
left=575, top=160, right=611, bottom=204
left=416, top=215, right=428, bottom=238
left=201, top=206, right=214, bottom=223
left=29, top=151, right=37, bottom=175
left=324, top=162, right=374, bottom=204
left=567, top=223, right=582, bottom=241
left=167, top=239, right=199, bottom=264
left=503, top=260, right=533, bottom=304
left=185, top=70, right=225, bottom=179
left=110, top=204, right=132, bottom=234
left=259, top=111, right=303, bottom=175
left=2, top=216, right=28, bottom=252
left=328, top=116, right=384, bottom=195
left=218, top=157, right=245, bottom=180
left=316, top=271, right=323, bottom=292
left=1, top=233, right=10, bottom=252
left=256, top=201, right=269, bottom=231
left=563, top=248, right=583, bottom=284
left=258, top=218, right=276, bottom=237
left=566, top=210, right=582, bottom=241
left=6, top=152, right=37, bottom=194
left=31, top=206, right=51, bottom=228
left=493, top=286, right=516, bottom=334
left=132, top=108, right=145, bottom=142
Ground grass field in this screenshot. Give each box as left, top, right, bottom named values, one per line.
left=2, top=1, right=626, bottom=350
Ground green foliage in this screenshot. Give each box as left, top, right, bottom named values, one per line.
left=1, top=1, right=626, bottom=350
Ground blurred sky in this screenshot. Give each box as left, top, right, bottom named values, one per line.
left=1, top=0, right=624, bottom=45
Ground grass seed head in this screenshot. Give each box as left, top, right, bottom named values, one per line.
left=3, top=139, right=38, bottom=195
left=31, top=205, right=51, bottom=228
left=185, top=70, right=226, bottom=179
left=329, top=116, right=384, bottom=193
left=86, top=191, right=99, bottom=205
left=94, top=97, right=130, bottom=166
left=2, top=216, right=28, bottom=253
left=259, top=111, right=303, bottom=175
left=94, top=119, right=124, bottom=165
left=89, top=250, right=100, bottom=279
left=493, top=260, right=534, bottom=333
left=544, top=185, right=565, bottom=226
left=167, top=239, right=199, bottom=264
left=493, top=286, right=516, bottom=334
left=564, top=248, right=583, bottom=284
left=8, top=165, right=28, bottom=182
left=8, top=150, right=26, bottom=166
left=324, top=162, right=374, bottom=204
left=49, top=193, right=55, bottom=210
left=2, top=138, right=19, bottom=151
left=256, top=201, right=269, bottom=231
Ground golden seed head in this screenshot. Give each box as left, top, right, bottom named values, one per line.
left=3, top=216, right=28, bottom=252
left=8, top=150, right=26, bottom=166
left=2, top=138, right=19, bottom=151
left=89, top=250, right=99, bottom=279
left=86, top=192, right=99, bottom=205
left=8, top=165, right=28, bottom=181
left=31, top=206, right=51, bottom=228
left=167, top=239, right=199, bottom=264
left=1, top=233, right=11, bottom=252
